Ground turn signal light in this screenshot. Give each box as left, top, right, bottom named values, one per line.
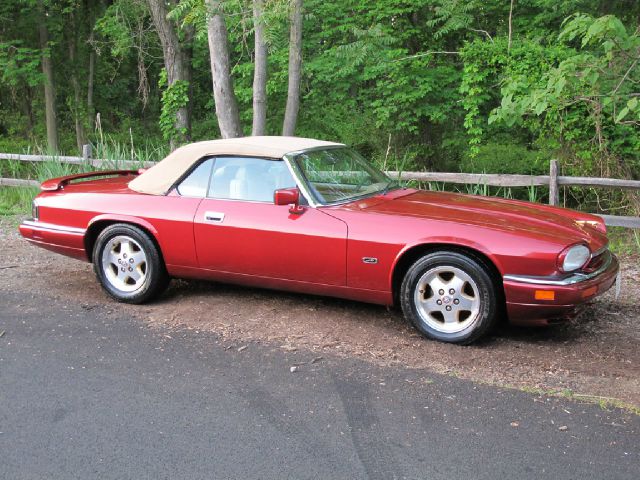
left=581, top=286, right=598, bottom=298
left=535, top=290, right=555, bottom=301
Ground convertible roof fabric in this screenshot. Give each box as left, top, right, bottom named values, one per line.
left=128, top=136, right=343, bottom=195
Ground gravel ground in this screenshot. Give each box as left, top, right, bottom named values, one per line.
left=1, top=216, right=638, bottom=408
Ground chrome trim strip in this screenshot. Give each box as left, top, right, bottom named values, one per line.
left=504, top=251, right=613, bottom=286
left=592, top=244, right=608, bottom=257
left=21, top=220, right=86, bottom=235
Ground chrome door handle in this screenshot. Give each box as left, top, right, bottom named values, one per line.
left=204, top=211, right=225, bottom=223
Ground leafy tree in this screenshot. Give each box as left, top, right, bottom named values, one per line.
left=490, top=14, right=640, bottom=178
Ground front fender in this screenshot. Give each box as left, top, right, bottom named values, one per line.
left=388, top=237, right=506, bottom=294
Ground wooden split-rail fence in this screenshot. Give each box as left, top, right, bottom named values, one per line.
left=1, top=146, right=639, bottom=228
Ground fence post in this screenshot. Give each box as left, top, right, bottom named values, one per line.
left=82, top=144, right=92, bottom=161
left=549, top=159, right=559, bottom=206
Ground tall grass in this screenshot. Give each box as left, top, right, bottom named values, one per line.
left=0, top=133, right=166, bottom=217
left=0, top=186, right=39, bottom=216
left=606, top=227, right=640, bottom=256
left=465, top=181, right=489, bottom=196
left=92, top=134, right=167, bottom=166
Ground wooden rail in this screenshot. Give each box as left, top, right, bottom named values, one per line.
left=1, top=149, right=639, bottom=228
left=387, top=168, right=640, bottom=192
left=0, top=178, right=40, bottom=187
left=0, top=151, right=152, bottom=169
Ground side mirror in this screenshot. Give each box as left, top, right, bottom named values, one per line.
left=274, top=187, right=304, bottom=214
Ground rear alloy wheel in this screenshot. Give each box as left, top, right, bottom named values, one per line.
left=400, top=251, right=498, bottom=344
left=93, top=224, right=168, bottom=304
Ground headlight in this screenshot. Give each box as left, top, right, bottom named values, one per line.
left=558, top=244, right=591, bottom=272
left=32, top=201, right=39, bottom=221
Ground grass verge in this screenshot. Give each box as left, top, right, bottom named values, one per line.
left=0, top=186, right=38, bottom=216
left=517, top=385, right=640, bottom=415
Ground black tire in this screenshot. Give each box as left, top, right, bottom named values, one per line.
left=400, top=251, right=498, bottom=344
left=92, top=223, right=169, bottom=304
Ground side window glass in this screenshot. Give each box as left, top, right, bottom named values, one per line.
left=208, top=157, right=296, bottom=203
left=176, top=158, right=213, bottom=197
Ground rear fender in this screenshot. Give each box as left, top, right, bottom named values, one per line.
left=85, top=214, right=160, bottom=259
left=87, top=214, right=159, bottom=236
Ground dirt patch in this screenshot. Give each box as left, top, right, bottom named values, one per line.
left=2, top=216, right=639, bottom=407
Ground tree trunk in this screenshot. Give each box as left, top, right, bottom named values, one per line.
left=508, top=0, right=514, bottom=52
left=87, top=0, right=96, bottom=121
left=146, top=0, right=190, bottom=149
left=68, top=20, right=87, bottom=153
left=282, top=0, right=302, bottom=136
left=252, top=0, right=268, bottom=136
left=87, top=36, right=95, bottom=114
left=184, top=24, right=195, bottom=138
left=206, top=0, right=242, bottom=138
left=21, top=86, right=35, bottom=134
left=38, top=2, right=58, bottom=152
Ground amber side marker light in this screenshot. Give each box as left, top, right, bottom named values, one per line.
left=581, top=286, right=598, bottom=298
left=535, top=290, right=555, bottom=301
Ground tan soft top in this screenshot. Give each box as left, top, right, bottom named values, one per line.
left=128, top=136, right=343, bottom=195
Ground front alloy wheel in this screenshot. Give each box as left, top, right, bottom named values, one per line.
left=401, top=251, right=498, bottom=344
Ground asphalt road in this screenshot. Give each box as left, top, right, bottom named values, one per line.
left=1, top=289, right=638, bottom=480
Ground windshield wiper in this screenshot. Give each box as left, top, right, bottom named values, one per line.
left=380, top=180, right=400, bottom=195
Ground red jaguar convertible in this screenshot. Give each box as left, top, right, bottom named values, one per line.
left=20, top=137, right=619, bottom=344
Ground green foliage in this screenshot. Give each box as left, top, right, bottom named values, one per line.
left=0, top=41, right=42, bottom=87
left=459, top=39, right=506, bottom=156
left=490, top=13, right=640, bottom=175
left=0, top=0, right=639, bottom=219
left=158, top=69, right=190, bottom=143
left=95, top=0, right=146, bottom=58
left=607, top=227, right=640, bottom=256
left=168, top=0, right=208, bottom=35
left=0, top=186, right=38, bottom=216
left=460, top=37, right=571, bottom=156
left=427, top=0, right=478, bottom=39
left=460, top=142, right=549, bottom=175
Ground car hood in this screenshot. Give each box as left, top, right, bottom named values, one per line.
left=338, top=189, right=608, bottom=248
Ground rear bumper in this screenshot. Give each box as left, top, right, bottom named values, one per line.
left=503, top=252, right=619, bottom=326
left=19, top=220, right=88, bottom=261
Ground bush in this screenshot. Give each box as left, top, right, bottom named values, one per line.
left=459, top=143, right=549, bottom=175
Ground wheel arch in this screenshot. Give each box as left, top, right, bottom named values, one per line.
left=390, top=241, right=505, bottom=306
left=84, top=215, right=162, bottom=264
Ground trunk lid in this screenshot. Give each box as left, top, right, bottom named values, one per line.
left=40, top=170, right=139, bottom=193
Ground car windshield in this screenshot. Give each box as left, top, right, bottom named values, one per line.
left=291, top=147, right=396, bottom=204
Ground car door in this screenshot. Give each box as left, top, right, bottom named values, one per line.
left=191, top=156, right=347, bottom=286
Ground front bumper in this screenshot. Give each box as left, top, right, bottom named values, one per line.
left=503, top=251, right=619, bottom=326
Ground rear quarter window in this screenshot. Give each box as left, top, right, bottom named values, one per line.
left=176, top=159, right=214, bottom=197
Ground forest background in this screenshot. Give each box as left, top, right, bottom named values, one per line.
left=1, top=0, right=639, bottom=220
